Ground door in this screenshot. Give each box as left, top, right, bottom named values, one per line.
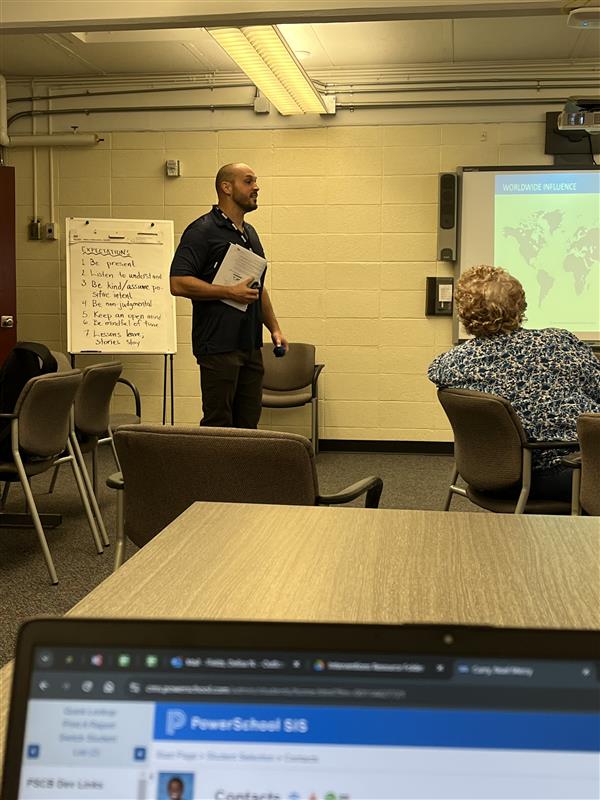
left=0, top=165, right=17, bottom=363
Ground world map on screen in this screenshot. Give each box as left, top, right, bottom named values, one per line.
left=503, top=209, right=599, bottom=304
left=494, top=174, right=599, bottom=333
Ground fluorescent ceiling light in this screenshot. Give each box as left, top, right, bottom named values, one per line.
left=207, top=25, right=328, bottom=115
left=71, top=29, right=207, bottom=43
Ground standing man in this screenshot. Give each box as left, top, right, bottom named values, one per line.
left=170, top=163, right=287, bottom=427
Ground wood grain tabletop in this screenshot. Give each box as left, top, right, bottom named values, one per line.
left=1, top=502, right=599, bottom=774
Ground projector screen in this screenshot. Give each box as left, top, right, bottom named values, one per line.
left=457, top=167, right=600, bottom=344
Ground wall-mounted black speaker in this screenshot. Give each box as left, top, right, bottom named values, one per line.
left=438, top=173, right=457, bottom=261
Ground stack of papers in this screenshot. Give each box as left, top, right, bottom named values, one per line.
left=214, top=243, right=267, bottom=311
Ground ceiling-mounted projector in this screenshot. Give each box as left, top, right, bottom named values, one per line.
left=567, top=7, right=600, bottom=28
left=557, top=99, right=600, bottom=134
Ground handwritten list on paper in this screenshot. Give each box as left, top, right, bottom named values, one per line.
left=67, top=220, right=176, bottom=354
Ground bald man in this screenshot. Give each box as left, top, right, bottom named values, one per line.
left=170, top=163, right=287, bottom=427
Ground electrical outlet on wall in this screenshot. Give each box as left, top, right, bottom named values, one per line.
left=45, top=222, right=58, bottom=240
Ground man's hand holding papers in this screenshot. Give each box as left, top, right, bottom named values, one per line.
left=214, top=243, right=267, bottom=311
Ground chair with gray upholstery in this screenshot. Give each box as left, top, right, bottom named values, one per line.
left=71, top=362, right=123, bottom=547
left=52, top=353, right=129, bottom=478
left=261, top=343, right=324, bottom=453
left=566, top=413, right=600, bottom=516
left=72, top=361, right=123, bottom=495
left=49, top=358, right=122, bottom=547
left=108, top=424, right=383, bottom=569
left=438, top=387, right=575, bottom=514
left=0, top=369, right=104, bottom=584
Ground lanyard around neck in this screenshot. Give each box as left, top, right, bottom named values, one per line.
left=216, top=206, right=251, bottom=248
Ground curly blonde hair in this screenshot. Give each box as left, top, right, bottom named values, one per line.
left=456, top=265, right=527, bottom=337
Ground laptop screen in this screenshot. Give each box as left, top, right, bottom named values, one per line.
left=3, top=620, right=599, bottom=800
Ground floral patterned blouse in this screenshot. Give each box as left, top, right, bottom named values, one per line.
left=428, top=328, right=600, bottom=471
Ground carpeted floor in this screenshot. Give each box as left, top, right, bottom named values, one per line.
left=0, top=447, right=478, bottom=668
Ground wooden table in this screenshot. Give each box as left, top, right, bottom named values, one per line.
left=1, top=501, right=599, bottom=771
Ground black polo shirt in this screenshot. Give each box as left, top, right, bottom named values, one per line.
left=170, top=206, right=266, bottom=357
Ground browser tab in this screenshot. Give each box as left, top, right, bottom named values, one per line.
left=453, top=659, right=597, bottom=687
left=314, top=656, right=452, bottom=679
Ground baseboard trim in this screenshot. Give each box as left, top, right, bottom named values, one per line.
left=318, top=440, right=454, bottom=455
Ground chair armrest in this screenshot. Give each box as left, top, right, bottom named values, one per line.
left=311, top=364, right=325, bottom=397
left=561, top=452, right=581, bottom=468
left=317, top=476, right=383, bottom=509
left=0, top=412, right=17, bottom=419
left=106, top=471, right=124, bottom=490
left=523, top=440, right=578, bottom=450
left=117, top=377, right=141, bottom=418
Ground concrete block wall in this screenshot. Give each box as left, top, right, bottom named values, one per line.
left=7, top=121, right=553, bottom=441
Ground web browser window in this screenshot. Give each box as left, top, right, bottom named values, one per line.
left=14, top=644, right=600, bottom=800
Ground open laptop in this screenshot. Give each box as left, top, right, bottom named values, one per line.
left=2, top=618, right=599, bottom=800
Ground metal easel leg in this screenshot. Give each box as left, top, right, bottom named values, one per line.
left=170, top=353, right=175, bottom=425
left=162, top=353, right=167, bottom=425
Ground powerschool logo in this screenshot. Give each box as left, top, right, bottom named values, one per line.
left=165, top=708, right=188, bottom=736
left=162, top=709, right=309, bottom=736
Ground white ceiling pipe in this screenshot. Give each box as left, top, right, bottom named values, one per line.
left=0, top=74, right=100, bottom=147
left=7, top=133, right=101, bottom=146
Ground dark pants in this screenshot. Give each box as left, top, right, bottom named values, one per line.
left=530, top=465, right=574, bottom=502
left=197, top=348, right=264, bottom=428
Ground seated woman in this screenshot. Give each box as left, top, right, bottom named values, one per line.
left=428, top=264, right=600, bottom=499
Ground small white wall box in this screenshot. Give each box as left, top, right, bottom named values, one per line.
left=165, top=159, right=181, bottom=177
left=45, top=222, right=57, bottom=240
left=426, top=276, right=454, bottom=316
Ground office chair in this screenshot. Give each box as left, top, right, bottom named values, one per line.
left=438, top=388, right=574, bottom=514
left=0, top=370, right=104, bottom=584
left=72, top=361, right=123, bottom=494
left=49, top=358, right=122, bottom=541
left=51, top=352, right=139, bottom=472
left=565, top=413, right=600, bottom=516
left=107, top=424, right=383, bottom=570
left=262, top=343, right=324, bottom=453
left=70, top=362, right=124, bottom=548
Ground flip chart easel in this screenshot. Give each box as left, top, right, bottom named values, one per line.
left=66, top=217, right=177, bottom=423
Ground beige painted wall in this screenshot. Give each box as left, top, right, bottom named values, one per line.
left=7, top=120, right=554, bottom=441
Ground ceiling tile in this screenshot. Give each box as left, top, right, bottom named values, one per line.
left=0, top=34, right=99, bottom=76
left=452, top=15, right=584, bottom=62
left=301, top=20, right=454, bottom=67
left=1, top=14, right=597, bottom=79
